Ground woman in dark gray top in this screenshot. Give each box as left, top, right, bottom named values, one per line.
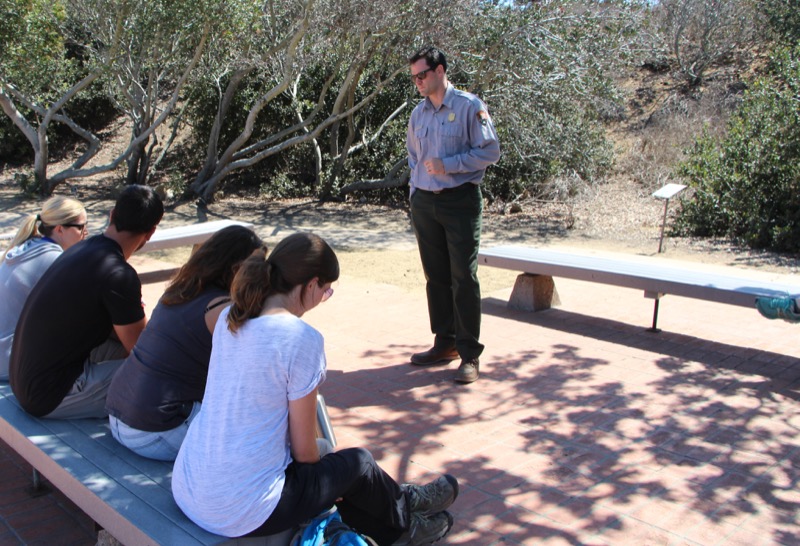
left=106, top=225, right=264, bottom=460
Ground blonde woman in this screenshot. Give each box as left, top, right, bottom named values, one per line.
left=0, top=196, right=87, bottom=380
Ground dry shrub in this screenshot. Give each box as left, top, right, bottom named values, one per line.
left=617, top=81, right=741, bottom=194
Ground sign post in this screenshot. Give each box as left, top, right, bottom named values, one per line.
left=652, top=183, right=687, bottom=253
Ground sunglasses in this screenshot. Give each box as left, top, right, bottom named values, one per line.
left=410, top=67, right=435, bottom=83
left=322, top=287, right=334, bottom=302
left=62, top=223, right=87, bottom=233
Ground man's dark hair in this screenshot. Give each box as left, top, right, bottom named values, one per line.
left=409, top=46, right=447, bottom=73
left=112, top=184, right=164, bottom=234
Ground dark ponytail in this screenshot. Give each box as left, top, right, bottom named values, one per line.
left=227, top=248, right=270, bottom=332
left=226, top=233, right=339, bottom=332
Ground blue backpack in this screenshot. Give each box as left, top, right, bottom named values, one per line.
left=290, top=506, right=377, bottom=546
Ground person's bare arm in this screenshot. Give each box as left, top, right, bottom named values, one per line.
left=288, top=389, right=321, bottom=463
left=204, top=297, right=230, bottom=334
left=113, top=317, right=147, bottom=355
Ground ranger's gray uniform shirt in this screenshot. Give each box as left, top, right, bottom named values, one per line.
left=407, top=83, right=500, bottom=194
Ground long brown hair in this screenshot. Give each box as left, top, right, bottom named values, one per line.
left=227, top=232, right=339, bottom=332
left=160, top=225, right=264, bottom=306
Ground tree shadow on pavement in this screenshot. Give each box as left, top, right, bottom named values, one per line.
left=321, top=308, right=800, bottom=544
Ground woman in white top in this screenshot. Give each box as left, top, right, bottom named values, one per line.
left=172, top=233, right=458, bottom=545
left=0, top=196, right=87, bottom=380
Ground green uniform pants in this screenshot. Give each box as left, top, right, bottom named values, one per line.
left=410, top=183, right=484, bottom=360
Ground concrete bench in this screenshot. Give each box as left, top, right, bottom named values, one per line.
left=135, top=219, right=255, bottom=284
left=0, top=382, right=292, bottom=546
left=478, top=245, right=800, bottom=331
left=139, top=219, right=255, bottom=254
left=4, top=220, right=254, bottom=249
left=4, top=220, right=255, bottom=284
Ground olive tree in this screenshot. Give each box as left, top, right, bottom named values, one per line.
left=65, top=0, right=212, bottom=186
left=188, top=0, right=317, bottom=201
left=340, top=0, right=637, bottom=201
left=188, top=0, right=469, bottom=201
left=653, top=0, right=760, bottom=86
left=456, top=0, right=635, bottom=199
left=0, top=0, right=212, bottom=194
left=0, top=0, right=118, bottom=193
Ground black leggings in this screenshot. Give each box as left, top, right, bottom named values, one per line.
left=245, top=447, right=409, bottom=545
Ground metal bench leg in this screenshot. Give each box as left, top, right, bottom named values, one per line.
left=28, top=468, right=51, bottom=497
left=316, top=394, right=337, bottom=448
left=647, top=300, right=662, bottom=333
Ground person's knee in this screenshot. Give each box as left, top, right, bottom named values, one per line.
left=347, top=446, right=373, bottom=463
left=340, top=447, right=376, bottom=473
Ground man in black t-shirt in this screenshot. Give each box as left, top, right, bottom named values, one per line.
left=10, top=185, right=163, bottom=418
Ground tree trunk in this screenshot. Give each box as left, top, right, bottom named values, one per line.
left=338, top=157, right=409, bottom=196
left=191, top=68, right=253, bottom=197
left=1, top=74, right=100, bottom=195
left=189, top=9, right=311, bottom=201
left=34, top=130, right=48, bottom=194
left=126, top=139, right=144, bottom=185
left=322, top=116, right=355, bottom=198
left=320, top=54, right=368, bottom=197
left=292, top=107, right=322, bottom=189
left=193, top=62, right=406, bottom=201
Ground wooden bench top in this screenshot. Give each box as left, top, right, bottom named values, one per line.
left=139, top=220, right=254, bottom=253
left=479, top=245, right=800, bottom=308
left=0, top=382, right=290, bottom=545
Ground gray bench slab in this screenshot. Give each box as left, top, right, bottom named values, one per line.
left=0, top=383, right=290, bottom=546
left=479, top=245, right=800, bottom=329
left=139, top=219, right=255, bottom=254
left=5, top=220, right=256, bottom=284
left=135, top=219, right=255, bottom=284
left=4, top=220, right=254, bottom=251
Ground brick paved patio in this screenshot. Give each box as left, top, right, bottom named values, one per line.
left=2, top=257, right=799, bottom=545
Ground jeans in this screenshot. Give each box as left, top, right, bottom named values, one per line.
left=109, top=402, right=201, bottom=461
left=246, top=447, right=408, bottom=545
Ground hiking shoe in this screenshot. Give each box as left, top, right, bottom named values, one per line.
left=411, top=345, right=459, bottom=366
left=756, top=297, right=800, bottom=323
left=403, top=474, right=459, bottom=515
left=454, top=358, right=479, bottom=383
left=391, top=511, right=453, bottom=546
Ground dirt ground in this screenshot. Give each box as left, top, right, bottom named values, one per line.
left=1, top=175, right=799, bottom=294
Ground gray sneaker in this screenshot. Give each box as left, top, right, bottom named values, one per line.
left=392, top=511, right=454, bottom=546
left=403, top=474, right=459, bottom=515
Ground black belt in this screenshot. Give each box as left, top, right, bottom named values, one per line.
left=415, top=184, right=473, bottom=195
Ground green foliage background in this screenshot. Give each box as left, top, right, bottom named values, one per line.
left=4, top=0, right=800, bottom=253
left=675, top=46, right=800, bottom=251
left=0, top=0, right=116, bottom=161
